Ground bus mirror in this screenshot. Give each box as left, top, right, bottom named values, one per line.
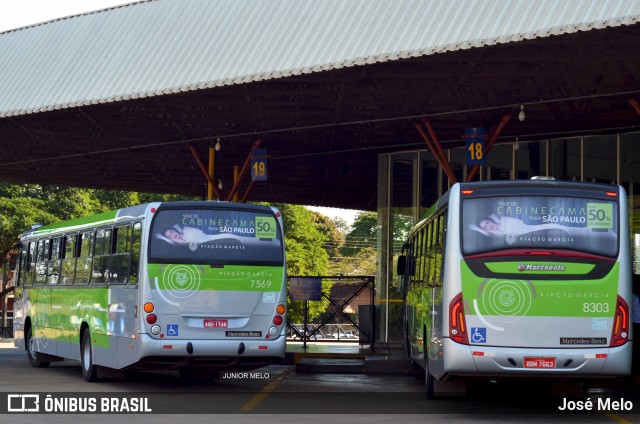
left=397, top=255, right=407, bottom=276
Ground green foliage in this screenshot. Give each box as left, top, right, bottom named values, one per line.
left=341, top=211, right=378, bottom=256
left=330, top=247, right=377, bottom=276
left=276, top=204, right=329, bottom=276
left=310, top=212, right=345, bottom=258
left=273, top=204, right=331, bottom=322
left=0, top=197, right=57, bottom=255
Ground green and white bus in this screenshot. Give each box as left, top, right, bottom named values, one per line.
left=13, top=201, right=287, bottom=381
left=399, top=179, right=631, bottom=398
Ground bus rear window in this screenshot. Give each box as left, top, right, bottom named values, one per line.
left=149, top=208, right=283, bottom=265
left=462, top=196, right=618, bottom=256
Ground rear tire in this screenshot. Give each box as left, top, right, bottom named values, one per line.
left=424, top=327, right=435, bottom=399
left=26, top=327, right=50, bottom=368
left=81, top=331, right=98, bottom=382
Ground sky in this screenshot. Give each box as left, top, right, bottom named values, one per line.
left=0, top=0, right=363, bottom=226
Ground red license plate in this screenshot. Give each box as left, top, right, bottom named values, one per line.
left=204, top=319, right=228, bottom=328
left=524, top=357, right=556, bottom=369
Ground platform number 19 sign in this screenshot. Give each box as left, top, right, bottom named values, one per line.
left=465, top=128, right=486, bottom=165
left=251, top=149, right=269, bottom=182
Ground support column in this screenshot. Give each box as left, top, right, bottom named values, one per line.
left=188, top=143, right=224, bottom=200
left=233, top=165, right=240, bottom=202
left=208, top=146, right=216, bottom=200
left=226, top=139, right=262, bottom=201
left=414, top=121, right=458, bottom=184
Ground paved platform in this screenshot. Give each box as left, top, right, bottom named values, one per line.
left=285, top=341, right=416, bottom=375
left=1, top=338, right=416, bottom=374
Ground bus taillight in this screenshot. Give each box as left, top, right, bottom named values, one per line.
left=268, top=304, right=287, bottom=338
left=449, top=293, right=468, bottom=345
left=610, top=295, right=629, bottom=347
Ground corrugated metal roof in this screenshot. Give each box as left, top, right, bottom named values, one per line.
left=0, top=0, right=639, bottom=118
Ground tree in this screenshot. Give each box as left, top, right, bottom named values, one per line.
left=341, top=211, right=378, bottom=256
left=274, top=204, right=330, bottom=323
left=276, top=204, right=329, bottom=276
left=330, top=247, right=377, bottom=276
left=0, top=197, right=57, bottom=258
left=310, top=212, right=345, bottom=259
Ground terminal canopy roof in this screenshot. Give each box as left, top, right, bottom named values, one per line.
left=0, top=0, right=639, bottom=210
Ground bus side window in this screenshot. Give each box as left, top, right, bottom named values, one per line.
left=75, top=231, right=94, bottom=285
left=111, top=225, right=131, bottom=284
left=92, top=229, right=112, bottom=284
left=16, top=248, right=27, bottom=289
left=26, top=241, right=36, bottom=286
left=34, top=239, right=47, bottom=285
left=426, top=221, right=435, bottom=285
left=61, top=234, right=77, bottom=285
left=438, top=214, right=447, bottom=285
left=130, top=222, right=142, bottom=285
left=433, top=215, right=444, bottom=286
left=48, top=238, right=62, bottom=285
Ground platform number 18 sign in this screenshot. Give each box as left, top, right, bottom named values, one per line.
left=465, top=127, right=486, bottom=165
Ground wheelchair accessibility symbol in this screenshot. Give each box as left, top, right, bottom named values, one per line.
left=471, top=327, right=486, bottom=343
left=167, top=324, right=179, bottom=337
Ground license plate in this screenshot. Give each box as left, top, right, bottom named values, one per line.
left=204, top=319, right=228, bottom=328
left=523, top=357, right=556, bottom=369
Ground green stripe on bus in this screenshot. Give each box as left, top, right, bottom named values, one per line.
left=29, top=287, right=111, bottom=347
left=148, top=264, right=285, bottom=292
left=461, top=260, right=618, bottom=317
left=29, top=210, right=119, bottom=235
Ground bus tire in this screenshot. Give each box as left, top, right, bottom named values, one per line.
left=26, top=327, right=50, bottom=368
left=81, top=331, right=99, bottom=382
left=424, top=359, right=436, bottom=398
left=423, top=327, right=435, bottom=398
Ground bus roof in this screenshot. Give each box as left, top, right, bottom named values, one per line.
left=20, top=201, right=279, bottom=239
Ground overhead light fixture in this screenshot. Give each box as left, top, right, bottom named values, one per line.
left=518, top=105, right=525, bottom=122
left=215, top=138, right=221, bottom=151
left=218, top=179, right=223, bottom=190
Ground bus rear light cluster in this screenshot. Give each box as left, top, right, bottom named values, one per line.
left=610, top=295, right=629, bottom=347
left=268, top=304, right=287, bottom=338
left=449, top=293, right=469, bottom=345
left=143, top=301, right=160, bottom=332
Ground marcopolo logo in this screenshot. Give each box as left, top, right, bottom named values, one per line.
left=518, top=264, right=566, bottom=272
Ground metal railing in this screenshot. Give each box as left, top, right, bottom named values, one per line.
left=286, top=275, right=375, bottom=348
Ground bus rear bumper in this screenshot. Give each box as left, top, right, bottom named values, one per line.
left=440, top=338, right=631, bottom=379
left=136, top=333, right=286, bottom=360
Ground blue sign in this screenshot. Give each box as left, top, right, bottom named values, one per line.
left=471, top=327, right=486, bottom=343
left=167, top=324, right=179, bottom=337
left=251, top=149, right=268, bottom=182
left=465, top=127, right=486, bottom=165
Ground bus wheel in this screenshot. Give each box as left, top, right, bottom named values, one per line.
left=425, top=365, right=437, bottom=399
left=423, top=327, right=435, bottom=398
left=26, top=327, right=50, bottom=368
left=81, top=331, right=99, bottom=382
left=424, top=351, right=435, bottom=398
